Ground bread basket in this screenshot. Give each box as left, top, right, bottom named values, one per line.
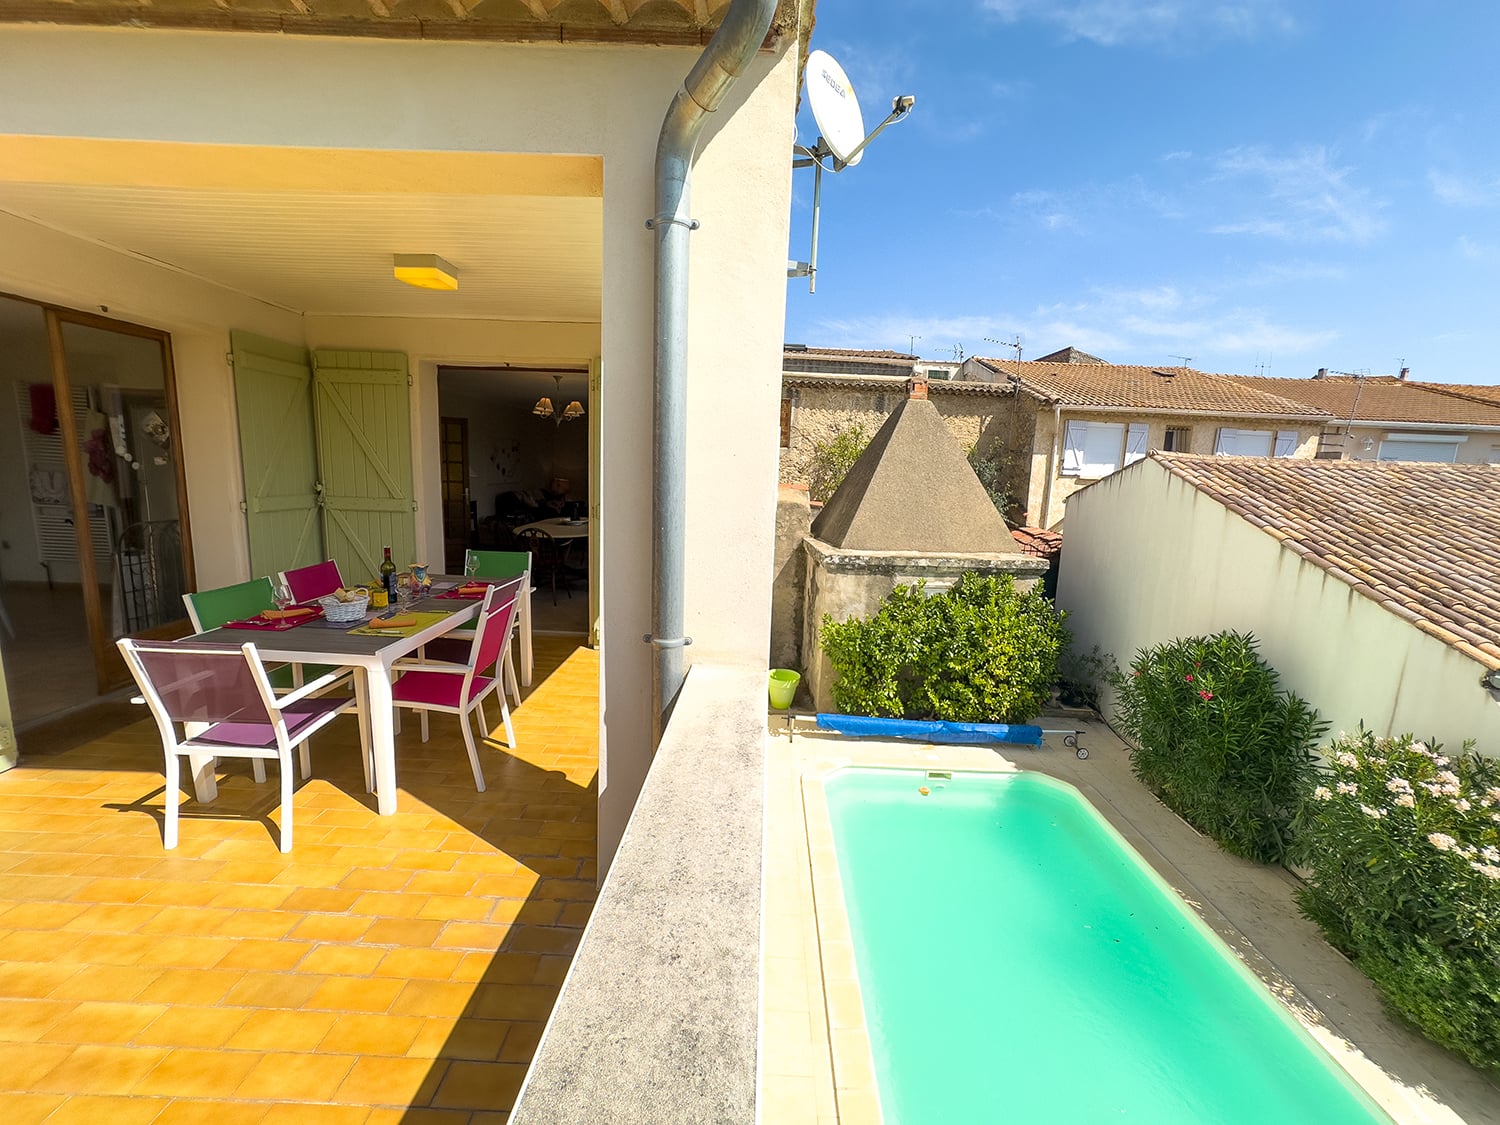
left=318, top=591, right=371, bottom=624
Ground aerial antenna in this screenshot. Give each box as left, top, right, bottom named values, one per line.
left=984, top=335, right=1023, bottom=362
left=1169, top=354, right=1194, bottom=367
left=951, top=343, right=965, bottom=362
left=788, top=50, right=916, bottom=293
left=907, top=334, right=922, bottom=356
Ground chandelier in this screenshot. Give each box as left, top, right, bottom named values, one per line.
left=532, top=374, right=585, bottom=426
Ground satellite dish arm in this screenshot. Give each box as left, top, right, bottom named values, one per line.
left=832, top=95, right=915, bottom=171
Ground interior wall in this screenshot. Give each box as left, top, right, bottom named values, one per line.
left=0, top=299, right=57, bottom=582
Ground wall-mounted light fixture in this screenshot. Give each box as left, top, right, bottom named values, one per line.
left=1484, top=667, right=1500, bottom=691
left=393, top=254, right=459, bottom=291
left=533, top=374, right=585, bottom=426
left=1362, top=437, right=1376, bottom=452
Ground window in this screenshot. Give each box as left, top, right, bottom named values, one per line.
left=927, top=368, right=949, bottom=381
left=1274, top=430, right=1298, bottom=458
left=1214, top=427, right=1273, bottom=457
left=1377, top=439, right=1460, bottom=463
left=1163, top=426, right=1191, bottom=452
left=1062, top=420, right=1125, bottom=477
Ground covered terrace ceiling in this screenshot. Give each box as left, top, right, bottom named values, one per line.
left=0, top=0, right=807, bottom=45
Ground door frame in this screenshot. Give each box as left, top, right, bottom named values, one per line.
left=4, top=290, right=197, bottom=690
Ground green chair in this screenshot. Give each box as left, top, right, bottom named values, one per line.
left=463, top=549, right=530, bottom=581
left=432, top=549, right=530, bottom=704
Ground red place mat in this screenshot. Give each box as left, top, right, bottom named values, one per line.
left=221, top=607, right=325, bottom=631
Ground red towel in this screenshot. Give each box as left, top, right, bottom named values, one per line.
left=28, top=383, right=57, bottom=435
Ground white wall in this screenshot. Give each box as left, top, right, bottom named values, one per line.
left=1057, top=461, right=1500, bottom=758
left=0, top=24, right=799, bottom=868
left=0, top=299, right=57, bottom=581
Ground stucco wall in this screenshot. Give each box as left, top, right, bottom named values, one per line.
left=1057, top=461, right=1500, bottom=758
left=1333, top=424, right=1500, bottom=465
left=1031, top=411, right=1321, bottom=528
left=0, top=24, right=798, bottom=870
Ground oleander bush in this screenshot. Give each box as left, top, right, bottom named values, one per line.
left=1293, top=729, right=1500, bottom=1072
left=1108, top=631, right=1325, bottom=863
left=809, top=423, right=870, bottom=504
left=821, top=573, right=1068, bottom=724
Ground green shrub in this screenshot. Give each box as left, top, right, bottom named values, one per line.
left=809, top=423, right=870, bottom=504
left=821, top=573, right=1068, bottom=723
left=1108, top=631, right=1325, bottom=863
left=967, top=446, right=1015, bottom=525
left=1293, top=729, right=1500, bottom=1071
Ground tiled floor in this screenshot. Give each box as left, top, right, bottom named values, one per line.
left=0, top=636, right=598, bottom=1124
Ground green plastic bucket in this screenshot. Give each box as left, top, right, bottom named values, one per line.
left=768, top=669, right=801, bottom=710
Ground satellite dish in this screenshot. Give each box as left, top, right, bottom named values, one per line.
left=805, top=50, right=865, bottom=167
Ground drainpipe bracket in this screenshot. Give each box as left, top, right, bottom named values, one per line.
left=646, top=216, right=701, bottom=231
left=643, top=634, right=694, bottom=649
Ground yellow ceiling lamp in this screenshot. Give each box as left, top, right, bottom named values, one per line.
left=393, top=254, right=459, bottom=291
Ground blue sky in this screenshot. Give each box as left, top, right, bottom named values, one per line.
left=784, top=1, right=1500, bottom=384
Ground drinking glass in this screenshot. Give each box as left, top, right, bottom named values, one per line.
left=272, top=582, right=294, bottom=612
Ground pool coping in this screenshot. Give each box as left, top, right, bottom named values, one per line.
left=764, top=722, right=1477, bottom=1125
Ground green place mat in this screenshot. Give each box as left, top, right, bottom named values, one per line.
left=346, top=610, right=455, bottom=638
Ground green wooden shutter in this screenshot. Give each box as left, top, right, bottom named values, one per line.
left=231, top=331, right=323, bottom=579
left=311, top=349, right=416, bottom=585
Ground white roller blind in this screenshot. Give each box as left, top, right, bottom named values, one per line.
left=1214, top=427, right=1273, bottom=457
left=1378, top=439, right=1458, bottom=463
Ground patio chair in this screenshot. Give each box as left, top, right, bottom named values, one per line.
left=389, top=582, right=519, bottom=793
left=280, top=559, right=345, bottom=604
left=183, top=578, right=352, bottom=781
left=421, top=549, right=529, bottom=705
left=118, top=638, right=355, bottom=852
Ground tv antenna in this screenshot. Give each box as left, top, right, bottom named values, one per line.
left=907, top=334, right=922, bottom=356
left=1169, top=354, right=1194, bottom=367
left=788, top=50, right=916, bottom=293
left=951, top=343, right=965, bottom=362
left=985, top=336, right=1023, bottom=362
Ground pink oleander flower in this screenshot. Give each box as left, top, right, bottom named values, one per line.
left=1360, top=805, right=1385, bottom=819
left=1336, top=781, right=1359, bottom=796
left=1335, top=751, right=1359, bottom=768
left=1428, top=833, right=1458, bottom=851
left=1386, top=777, right=1412, bottom=794
left=1394, top=794, right=1415, bottom=808
left=1454, top=798, right=1471, bottom=812
left=1198, top=690, right=1213, bottom=701
left=1313, top=786, right=1332, bottom=801
left=1470, top=862, right=1500, bottom=881
left=1184, top=674, right=1194, bottom=682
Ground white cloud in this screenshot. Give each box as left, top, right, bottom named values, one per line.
left=979, top=0, right=1295, bottom=47
left=1240, top=259, right=1348, bottom=286
left=1430, top=170, right=1500, bottom=207
left=1457, top=235, right=1499, bottom=261
left=1209, top=145, right=1386, bottom=244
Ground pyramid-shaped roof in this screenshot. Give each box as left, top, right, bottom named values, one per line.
left=811, top=393, right=1020, bottom=553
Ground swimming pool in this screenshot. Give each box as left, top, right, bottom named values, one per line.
left=825, top=768, right=1392, bottom=1124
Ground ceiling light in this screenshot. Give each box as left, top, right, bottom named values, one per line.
left=393, top=254, right=459, bottom=291
left=533, top=375, right=585, bottom=426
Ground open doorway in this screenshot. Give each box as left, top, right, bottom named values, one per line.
left=0, top=292, right=194, bottom=735
left=437, top=365, right=591, bottom=635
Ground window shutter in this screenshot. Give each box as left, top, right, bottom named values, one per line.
left=1274, top=430, right=1297, bottom=457
left=1125, top=423, right=1149, bottom=465
left=1062, top=420, right=1087, bottom=476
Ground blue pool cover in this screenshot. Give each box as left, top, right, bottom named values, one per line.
left=814, top=714, right=1044, bottom=746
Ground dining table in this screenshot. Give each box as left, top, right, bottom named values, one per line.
left=512, top=516, right=591, bottom=540
left=186, top=582, right=487, bottom=816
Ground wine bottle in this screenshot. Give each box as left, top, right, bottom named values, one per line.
left=380, top=546, right=398, bottom=601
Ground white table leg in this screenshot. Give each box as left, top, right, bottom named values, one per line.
left=366, top=663, right=398, bottom=815
left=185, top=751, right=218, bottom=803
left=520, top=581, right=534, bottom=687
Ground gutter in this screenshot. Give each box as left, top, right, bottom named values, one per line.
left=648, top=0, right=779, bottom=731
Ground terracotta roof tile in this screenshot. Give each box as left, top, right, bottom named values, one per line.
left=1228, top=375, right=1500, bottom=426
left=1419, top=382, right=1500, bottom=408
left=1011, top=526, right=1063, bottom=558
left=784, top=373, right=1011, bottom=395
left=974, top=358, right=1330, bottom=418
left=784, top=345, right=918, bottom=360
left=1151, top=453, right=1500, bottom=671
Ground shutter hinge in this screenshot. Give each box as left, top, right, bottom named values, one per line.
left=226, top=352, right=234, bottom=366
left=238, top=500, right=248, bottom=514
left=407, top=375, right=413, bottom=387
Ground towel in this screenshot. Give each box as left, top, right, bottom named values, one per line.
left=28, top=383, right=57, bottom=435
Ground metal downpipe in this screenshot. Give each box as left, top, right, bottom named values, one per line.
left=648, top=0, right=778, bottom=733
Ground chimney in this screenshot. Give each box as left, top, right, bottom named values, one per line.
left=908, top=376, right=929, bottom=401
left=1314, top=367, right=1328, bottom=380
left=1398, top=366, right=1409, bottom=381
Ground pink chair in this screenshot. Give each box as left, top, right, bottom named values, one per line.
left=418, top=575, right=526, bottom=707
left=118, top=638, right=356, bottom=852
left=280, top=559, right=344, bottom=604
left=389, top=583, right=519, bottom=792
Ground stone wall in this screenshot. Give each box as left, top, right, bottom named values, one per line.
left=769, top=484, right=811, bottom=672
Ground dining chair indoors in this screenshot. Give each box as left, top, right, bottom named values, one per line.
left=389, top=582, right=519, bottom=793
left=118, top=638, right=356, bottom=852
left=281, top=559, right=345, bottom=604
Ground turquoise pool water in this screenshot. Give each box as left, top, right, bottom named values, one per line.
left=825, top=769, right=1391, bottom=1124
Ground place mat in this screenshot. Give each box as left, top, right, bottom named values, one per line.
left=345, top=610, right=453, bottom=638
left=434, top=582, right=494, bottom=600
left=222, top=606, right=325, bottom=631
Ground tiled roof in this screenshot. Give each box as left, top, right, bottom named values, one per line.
left=1034, top=346, right=1107, bottom=364
left=1011, top=526, right=1063, bottom=559
left=1152, top=453, right=1500, bottom=671
left=784, top=373, right=1011, bottom=395
left=1420, top=382, right=1500, bottom=407
left=974, top=358, right=1331, bottom=418
left=784, top=345, right=918, bottom=360
left=1228, top=375, right=1500, bottom=427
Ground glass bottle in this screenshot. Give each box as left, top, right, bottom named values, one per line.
left=380, top=546, right=398, bottom=602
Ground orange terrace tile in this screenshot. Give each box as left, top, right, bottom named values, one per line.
left=0, top=636, right=597, bottom=1115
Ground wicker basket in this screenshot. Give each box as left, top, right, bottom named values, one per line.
left=319, top=592, right=370, bottom=624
